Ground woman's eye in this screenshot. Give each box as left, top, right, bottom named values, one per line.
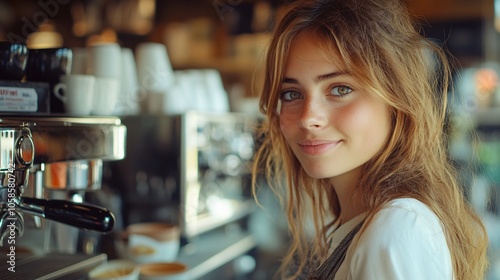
left=281, top=90, right=302, bottom=101
left=330, top=85, right=352, bottom=96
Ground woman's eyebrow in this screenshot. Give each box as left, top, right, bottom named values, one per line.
left=314, top=71, right=348, bottom=83
left=282, top=71, right=349, bottom=85
left=282, top=77, right=298, bottom=84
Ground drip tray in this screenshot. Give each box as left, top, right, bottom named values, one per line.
left=0, top=252, right=106, bottom=280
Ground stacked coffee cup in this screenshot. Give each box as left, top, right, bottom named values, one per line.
left=53, top=43, right=122, bottom=116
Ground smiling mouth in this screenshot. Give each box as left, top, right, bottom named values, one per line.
left=298, top=140, right=341, bottom=155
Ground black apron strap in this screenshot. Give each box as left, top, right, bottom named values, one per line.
left=308, top=221, right=364, bottom=280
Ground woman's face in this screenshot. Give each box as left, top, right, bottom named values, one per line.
left=279, top=33, right=391, bottom=186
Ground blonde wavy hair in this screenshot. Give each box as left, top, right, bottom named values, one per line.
left=251, top=0, right=489, bottom=279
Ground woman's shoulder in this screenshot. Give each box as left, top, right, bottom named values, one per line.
left=383, top=197, right=433, bottom=210
left=366, top=197, right=443, bottom=234
left=381, top=197, right=437, bottom=216
left=344, top=197, right=452, bottom=279
left=359, top=197, right=447, bottom=247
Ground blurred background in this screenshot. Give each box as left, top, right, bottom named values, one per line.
left=1, top=0, right=500, bottom=279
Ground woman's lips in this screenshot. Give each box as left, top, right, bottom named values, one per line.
left=298, top=140, right=341, bottom=155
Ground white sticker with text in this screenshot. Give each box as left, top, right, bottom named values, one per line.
left=0, top=86, right=38, bottom=112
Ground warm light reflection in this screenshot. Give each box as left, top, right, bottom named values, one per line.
left=86, top=28, right=118, bottom=46
left=475, top=68, right=499, bottom=94
left=26, top=22, right=63, bottom=49
left=126, top=0, right=155, bottom=35
left=472, top=66, right=500, bottom=109
left=71, top=1, right=88, bottom=37
left=138, top=0, right=155, bottom=18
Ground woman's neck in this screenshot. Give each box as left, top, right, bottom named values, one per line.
left=330, top=167, right=366, bottom=224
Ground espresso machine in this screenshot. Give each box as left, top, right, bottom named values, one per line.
left=107, top=112, right=259, bottom=279
left=0, top=116, right=126, bottom=279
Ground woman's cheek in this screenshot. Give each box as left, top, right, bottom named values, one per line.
left=279, top=113, right=295, bottom=132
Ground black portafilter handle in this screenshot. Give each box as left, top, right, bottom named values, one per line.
left=18, top=197, right=115, bottom=233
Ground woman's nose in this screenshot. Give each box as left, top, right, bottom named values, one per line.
left=299, top=97, right=328, bottom=129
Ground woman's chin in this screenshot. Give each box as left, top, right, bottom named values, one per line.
left=303, top=168, right=333, bottom=179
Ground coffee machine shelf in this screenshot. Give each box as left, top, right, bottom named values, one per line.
left=184, top=198, right=256, bottom=238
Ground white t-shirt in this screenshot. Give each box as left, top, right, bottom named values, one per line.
left=330, top=198, right=453, bottom=280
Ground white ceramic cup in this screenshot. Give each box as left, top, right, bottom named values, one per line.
left=92, top=77, right=120, bottom=115
left=118, top=223, right=181, bottom=264
left=136, top=42, right=174, bottom=92
left=202, top=69, right=229, bottom=112
left=88, top=259, right=140, bottom=280
left=115, top=47, right=140, bottom=115
left=53, top=74, right=95, bottom=115
left=185, top=69, right=211, bottom=112
left=163, top=72, right=188, bottom=115
left=88, top=43, right=122, bottom=79
left=139, top=262, right=189, bottom=280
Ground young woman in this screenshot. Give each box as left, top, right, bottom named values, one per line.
left=251, top=0, right=489, bottom=279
